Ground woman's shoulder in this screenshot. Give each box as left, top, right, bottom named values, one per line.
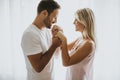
left=83, top=39, right=95, bottom=49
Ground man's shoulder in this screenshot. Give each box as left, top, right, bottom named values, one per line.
left=23, top=24, right=39, bottom=35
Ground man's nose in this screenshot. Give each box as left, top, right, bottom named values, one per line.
left=52, top=18, right=57, bottom=23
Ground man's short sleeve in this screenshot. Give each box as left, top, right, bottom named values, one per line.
left=21, top=32, right=42, bottom=55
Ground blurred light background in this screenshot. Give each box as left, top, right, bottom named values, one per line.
left=0, top=0, right=120, bottom=80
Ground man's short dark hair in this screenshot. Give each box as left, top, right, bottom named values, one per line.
left=37, top=0, right=60, bottom=15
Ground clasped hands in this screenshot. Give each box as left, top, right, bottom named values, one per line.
left=51, top=25, right=66, bottom=48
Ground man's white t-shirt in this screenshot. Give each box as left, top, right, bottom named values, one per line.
left=21, top=24, right=53, bottom=80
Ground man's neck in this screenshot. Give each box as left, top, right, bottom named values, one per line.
left=33, top=16, right=45, bottom=29
left=33, top=22, right=44, bottom=30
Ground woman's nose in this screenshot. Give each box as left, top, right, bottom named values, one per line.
left=73, top=21, right=75, bottom=24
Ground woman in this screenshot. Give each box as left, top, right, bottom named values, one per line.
left=54, top=8, right=96, bottom=80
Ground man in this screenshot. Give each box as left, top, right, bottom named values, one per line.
left=21, top=0, right=61, bottom=80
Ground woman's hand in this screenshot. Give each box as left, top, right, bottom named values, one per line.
left=55, top=31, right=67, bottom=42
left=51, top=25, right=63, bottom=37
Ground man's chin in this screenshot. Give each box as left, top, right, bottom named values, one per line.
left=46, top=25, right=52, bottom=29
left=46, top=26, right=50, bottom=29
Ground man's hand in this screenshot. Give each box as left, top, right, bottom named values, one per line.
left=52, top=37, right=62, bottom=48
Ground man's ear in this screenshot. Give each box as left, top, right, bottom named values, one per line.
left=41, top=10, right=48, bottom=17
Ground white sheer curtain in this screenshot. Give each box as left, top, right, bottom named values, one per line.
left=0, top=0, right=39, bottom=80
left=0, top=0, right=120, bottom=80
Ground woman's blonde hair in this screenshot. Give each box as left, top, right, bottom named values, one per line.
left=75, top=8, right=96, bottom=43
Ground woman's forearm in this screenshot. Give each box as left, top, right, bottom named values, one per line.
left=61, top=40, right=70, bottom=66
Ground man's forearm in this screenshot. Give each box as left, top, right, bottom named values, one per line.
left=38, top=45, right=57, bottom=72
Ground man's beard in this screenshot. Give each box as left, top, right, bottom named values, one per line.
left=44, top=16, right=51, bottom=29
